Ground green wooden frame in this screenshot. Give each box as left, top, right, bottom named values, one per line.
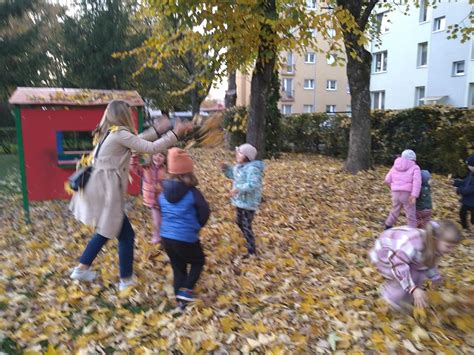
left=138, top=107, right=144, bottom=132
left=13, top=106, right=30, bottom=223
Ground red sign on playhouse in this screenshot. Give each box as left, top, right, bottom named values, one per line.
left=9, top=87, right=145, bottom=218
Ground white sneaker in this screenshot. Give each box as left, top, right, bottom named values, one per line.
left=70, top=266, right=97, bottom=281
left=119, top=278, right=136, bottom=291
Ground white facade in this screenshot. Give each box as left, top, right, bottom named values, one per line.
left=370, top=1, right=474, bottom=109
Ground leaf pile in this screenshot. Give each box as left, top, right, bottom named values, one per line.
left=0, top=148, right=473, bottom=353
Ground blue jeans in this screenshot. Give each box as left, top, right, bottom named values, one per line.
left=79, top=216, right=135, bottom=278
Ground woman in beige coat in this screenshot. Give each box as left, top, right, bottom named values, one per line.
left=70, top=100, right=191, bottom=290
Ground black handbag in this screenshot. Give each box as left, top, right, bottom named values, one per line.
left=68, top=131, right=110, bottom=191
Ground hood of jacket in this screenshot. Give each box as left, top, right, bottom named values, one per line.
left=393, top=157, right=416, bottom=172
left=161, top=179, right=191, bottom=203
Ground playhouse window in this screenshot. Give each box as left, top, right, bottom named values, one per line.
left=57, top=131, right=93, bottom=168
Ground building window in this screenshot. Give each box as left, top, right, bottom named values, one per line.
left=433, top=16, right=445, bottom=32
left=326, top=80, right=337, bottom=90
left=374, top=51, right=388, bottom=73
left=312, top=28, right=318, bottom=37
left=419, top=0, right=428, bottom=23
left=304, top=104, right=314, bottom=113
left=371, top=91, right=385, bottom=109
left=304, top=52, right=316, bottom=64
left=326, top=105, right=336, bottom=113
left=286, top=52, right=295, bottom=73
left=417, top=42, right=428, bottom=67
left=327, top=28, right=336, bottom=38
left=283, top=78, right=293, bottom=97
left=327, top=54, right=336, bottom=65
left=282, top=104, right=292, bottom=115
left=304, top=79, right=315, bottom=89
left=453, top=61, right=465, bottom=76
left=306, top=0, right=317, bottom=9
left=415, top=86, right=425, bottom=106
left=376, top=12, right=390, bottom=33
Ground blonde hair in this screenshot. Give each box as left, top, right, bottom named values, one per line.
left=423, top=220, right=462, bottom=267
left=166, top=172, right=199, bottom=187
left=92, top=100, right=136, bottom=143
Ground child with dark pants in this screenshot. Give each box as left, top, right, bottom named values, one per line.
left=222, top=143, right=264, bottom=257
left=453, top=154, right=474, bottom=231
left=159, top=148, right=210, bottom=308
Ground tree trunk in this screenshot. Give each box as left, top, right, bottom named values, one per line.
left=337, top=1, right=379, bottom=173
left=190, top=87, right=201, bottom=117
left=344, top=45, right=372, bottom=173
left=247, top=0, right=277, bottom=159
left=225, top=71, right=237, bottom=108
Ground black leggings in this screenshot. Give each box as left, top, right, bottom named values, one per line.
left=460, top=204, right=474, bottom=229
left=236, top=208, right=256, bottom=254
left=161, top=237, right=205, bottom=294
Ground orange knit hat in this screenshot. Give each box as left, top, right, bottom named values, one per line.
left=167, top=148, right=194, bottom=174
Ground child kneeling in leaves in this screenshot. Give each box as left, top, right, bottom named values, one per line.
left=370, top=220, right=462, bottom=311
left=159, top=148, right=210, bottom=308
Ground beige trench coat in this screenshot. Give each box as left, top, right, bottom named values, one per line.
left=69, top=128, right=177, bottom=239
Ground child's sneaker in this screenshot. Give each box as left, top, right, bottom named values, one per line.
left=70, top=266, right=97, bottom=281
left=119, top=278, right=136, bottom=291
left=176, top=288, right=197, bottom=302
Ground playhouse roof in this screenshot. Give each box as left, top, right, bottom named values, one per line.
left=8, top=87, right=145, bottom=107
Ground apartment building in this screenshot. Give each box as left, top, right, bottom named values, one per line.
left=236, top=2, right=351, bottom=114
left=370, top=0, right=474, bottom=109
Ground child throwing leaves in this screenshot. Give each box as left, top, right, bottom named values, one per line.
left=130, top=152, right=166, bottom=244
left=222, top=143, right=264, bottom=257
left=453, top=154, right=474, bottom=231
left=370, top=220, right=462, bottom=310
left=159, top=148, right=210, bottom=308
left=416, top=170, right=433, bottom=228
left=384, top=149, right=422, bottom=229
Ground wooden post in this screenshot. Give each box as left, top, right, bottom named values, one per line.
left=13, top=106, right=30, bottom=223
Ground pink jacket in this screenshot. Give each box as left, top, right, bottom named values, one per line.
left=385, top=157, right=422, bottom=197
left=130, top=154, right=165, bottom=208
left=369, top=226, right=441, bottom=293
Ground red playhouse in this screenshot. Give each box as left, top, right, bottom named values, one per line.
left=9, top=87, right=145, bottom=222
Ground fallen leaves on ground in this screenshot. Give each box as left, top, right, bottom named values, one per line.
left=0, top=148, right=472, bottom=353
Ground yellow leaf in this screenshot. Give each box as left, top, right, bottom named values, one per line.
left=220, top=316, right=236, bottom=333
left=200, top=339, right=218, bottom=351
left=45, top=344, right=58, bottom=355
left=177, top=338, right=196, bottom=354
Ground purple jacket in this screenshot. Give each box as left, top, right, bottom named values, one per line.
left=385, top=157, right=422, bottom=197
left=369, top=226, right=441, bottom=293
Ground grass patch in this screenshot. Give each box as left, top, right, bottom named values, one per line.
left=0, top=154, right=20, bottom=195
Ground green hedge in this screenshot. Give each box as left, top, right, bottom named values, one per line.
left=224, top=105, right=474, bottom=176
left=0, top=127, right=17, bottom=154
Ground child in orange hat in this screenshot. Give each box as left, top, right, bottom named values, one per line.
left=159, top=148, right=210, bottom=308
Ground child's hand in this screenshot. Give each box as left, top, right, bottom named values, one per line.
left=229, top=188, right=238, bottom=197
left=413, top=288, right=428, bottom=308
left=409, top=196, right=416, bottom=205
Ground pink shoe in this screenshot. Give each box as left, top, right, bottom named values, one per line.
left=151, top=236, right=161, bottom=244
